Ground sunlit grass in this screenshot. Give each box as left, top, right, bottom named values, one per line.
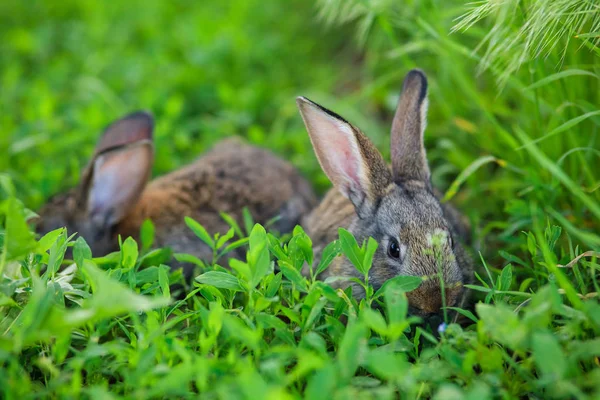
left=453, top=0, right=600, bottom=86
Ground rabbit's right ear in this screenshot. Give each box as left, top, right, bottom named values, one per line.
left=390, top=69, right=430, bottom=184
left=79, top=111, right=154, bottom=229
left=296, top=97, right=391, bottom=218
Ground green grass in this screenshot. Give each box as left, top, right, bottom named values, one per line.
left=1, top=0, right=600, bottom=398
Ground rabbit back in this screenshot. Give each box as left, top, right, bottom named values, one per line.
left=119, top=138, right=317, bottom=261
left=36, top=113, right=317, bottom=273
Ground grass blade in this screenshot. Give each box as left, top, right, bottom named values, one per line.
left=514, top=128, right=600, bottom=221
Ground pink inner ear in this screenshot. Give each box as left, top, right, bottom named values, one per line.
left=330, top=130, right=360, bottom=188
left=88, top=144, right=152, bottom=225
left=309, top=117, right=363, bottom=197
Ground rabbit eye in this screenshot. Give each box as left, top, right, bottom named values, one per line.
left=388, top=238, right=401, bottom=259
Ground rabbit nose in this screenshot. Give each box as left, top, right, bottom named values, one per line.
left=406, top=287, right=443, bottom=315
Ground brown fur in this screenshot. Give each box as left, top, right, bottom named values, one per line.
left=297, top=70, right=474, bottom=318
left=36, top=114, right=317, bottom=278
left=118, top=139, right=317, bottom=253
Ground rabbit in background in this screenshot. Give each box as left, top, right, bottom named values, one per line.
left=36, top=111, right=317, bottom=277
left=296, top=69, right=474, bottom=320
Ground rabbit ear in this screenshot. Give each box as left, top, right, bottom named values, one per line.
left=81, top=111, right=154, bottom=228
left=297, top=97, right=391, bottom=218
left=390, top=69, right=431, bottom=183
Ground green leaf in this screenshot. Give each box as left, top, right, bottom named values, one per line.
left=526, top=232, right=537, bottom=257
left=0, top=292, right=17, bottom=307
left=15, top=261, right=169, bottom=347
left=216, top=227, right=235, bottom=249
left=498, top=250, right=527, bottom=267
left=499, top=264, right=512, bottom=291
left=267, top=233, right=288, bottom=262
left=217, top=237, right=249, bottom=260
left=265, top=272, right=282, bottom=298
left=221, top=313, right=260, bottom=350
left=300, top=331, right=328, bottom=357
left=532, top=331, right=566, bottom=380
left=219, top=211, right=244, bottom=238
left=336, top=321, right=367, bottom=380
left=139, top=247, right=173, bottom=268
left=229, top=258, right=252, bottom=284
left=315, top=240, right=341, bottom=276
left=303, top=297, right=328, bottom=332
left=279, top=261, right=308, bottom=292
left=0, top=173, right=16, bottom=198
left=36, top=228, right=65, bottom=253
left=249, top=224, right=270, bottom=287
left=362, top=237, right=378, bottom=274
left=174, top=252, right=207, bottom=268
left=140, top=219, right=155, bottom=251
left=242, top=207, right=254, bottom=236
left=315, top=281, right=340, bottom=303
left=45, top=230, right=68, bottom=277
left=3, top=197, right=37, bottom=260
left=338, top=228, right=364, bottom=273
left=287, top=227, right=313, bottom=271
left=374, top=275, right=422, bottom=299
left=360, top=307, right=387, bottom=335
left=365, top=347, right=408, bottom=380
left=305, top=364, right=337, bottom=400
left=195, top=271, right=244, bottom=292
left=134, top=266, right=160, bottom=285
left=120, top=237, right=139, bottom=270
left=73, top=261, right=170, bottom=320
left=384, top=280, right=408, bottom=325
left=184, top=217, right=214, bottom=248
left=446, top=307, right=478, bottom=323
left=158, top=265, right=170, bottom=298
left=255, top=312, right=288, bottom=331
left=294, top=227, right=314, bottom=267
left=73, top=237, right=92, bottom=269
left=477, top=303, right=527, bottom=350
left=146, top=361, right=197, bottom=398
left=546, top=208, right=600, bottom=248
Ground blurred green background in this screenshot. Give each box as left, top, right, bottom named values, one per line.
left=1, top=0, right=599, bottom=276
left=1, top=0, right=358, bottom=198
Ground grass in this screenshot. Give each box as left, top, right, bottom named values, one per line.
left=1, top=0, right=600, bottom=398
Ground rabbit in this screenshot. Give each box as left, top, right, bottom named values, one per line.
left=36, top=111, right=317, bottom=277
left=296, top=69, right=473, bottom=320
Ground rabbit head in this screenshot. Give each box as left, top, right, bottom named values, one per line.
left=36, top=111, right=154, bottom=256
left=297, top=70, right=471, bottom=316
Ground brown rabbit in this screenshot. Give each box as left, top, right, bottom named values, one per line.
left=36, top=111, right=317, bottom=276
left=296, top=69, right=473, bottom=319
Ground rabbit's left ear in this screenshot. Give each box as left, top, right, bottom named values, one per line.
left=390, top=69, right=431, bottom=184
left=80, top=111, right=154, bottom=228
left=296, top=97, right=391, bottom=218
